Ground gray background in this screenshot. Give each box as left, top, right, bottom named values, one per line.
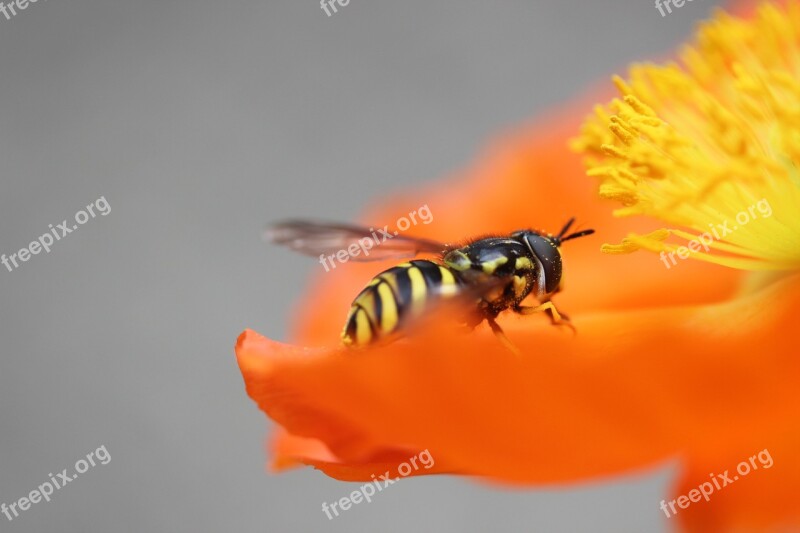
left=0, top=1, right=724, bottom=531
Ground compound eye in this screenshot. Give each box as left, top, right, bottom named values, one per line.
left=523, top=235, right=562, bottom=294
left=512, top=229, right=543, bottom=241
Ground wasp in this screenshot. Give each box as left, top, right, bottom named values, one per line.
left=266, top=218, right=594, bottom=353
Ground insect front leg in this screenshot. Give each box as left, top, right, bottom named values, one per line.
left=515, top=300, right=576, bottom=334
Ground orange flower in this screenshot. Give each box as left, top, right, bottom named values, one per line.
left=237, top=2, right=800, bottom=530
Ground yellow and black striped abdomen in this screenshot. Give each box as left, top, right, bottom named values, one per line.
left=341, top=260, right=460, bottom=346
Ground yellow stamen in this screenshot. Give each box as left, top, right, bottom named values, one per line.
left=572, top=1, right=800, bottom=271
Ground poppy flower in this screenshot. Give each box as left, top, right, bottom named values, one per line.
left=236, top=2, right=800, bottom=531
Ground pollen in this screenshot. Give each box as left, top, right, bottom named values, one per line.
left=572, top=1, right=800, bottom=271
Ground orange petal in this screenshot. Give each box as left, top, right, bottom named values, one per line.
left=272, top=428, right=452, bottom=480
left=238, top=273, right=800, bottom=493
left=672, top=427, right=800, bottom=532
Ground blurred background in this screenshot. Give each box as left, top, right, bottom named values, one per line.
left=0, top=1, right=727, bottom=531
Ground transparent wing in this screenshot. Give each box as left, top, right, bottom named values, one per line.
left=429, top=274, right=513, bottom=308
left=400, top=274, right=518, bottom=335
left=264, top=219, right=451, bottom=262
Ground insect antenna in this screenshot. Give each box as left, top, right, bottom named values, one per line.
left=553, top=217, right=595, bottom=245
left=560, top=228, right=595, bottom=242
left=556, top=217, right=576, bottom=240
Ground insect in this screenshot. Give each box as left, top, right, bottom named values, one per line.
left=266, top=218, right=594, bottom=353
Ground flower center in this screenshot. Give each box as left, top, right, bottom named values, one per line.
left=573, top=2, right=800, bottom=271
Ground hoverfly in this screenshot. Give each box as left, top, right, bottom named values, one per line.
left=266, top=218, right=594, bottom=354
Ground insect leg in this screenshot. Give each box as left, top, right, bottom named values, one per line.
left=486, top=316, right=520, bottom=356
left=515, top=301, right=576, bottom=334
